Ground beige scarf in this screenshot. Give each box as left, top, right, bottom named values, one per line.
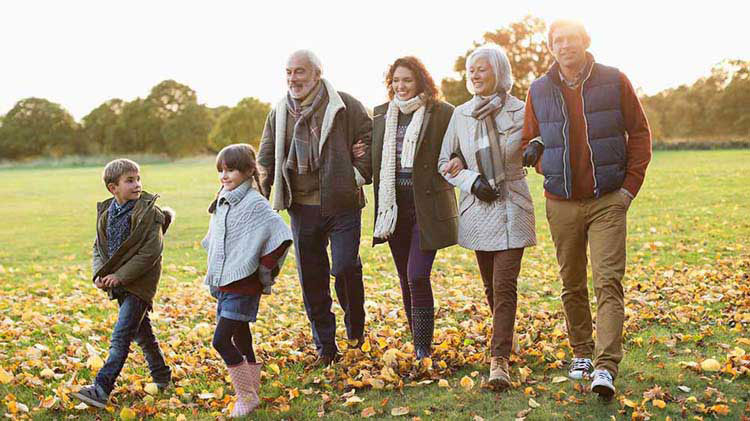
left=373, top=94, right=425, bottom=239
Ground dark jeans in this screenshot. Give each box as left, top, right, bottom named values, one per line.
left=289, top=203, right=365, bottom=356
left=475, top=248, right=524, bottom=358
left=95, top=292, right=170, bottom=395
left=387, top=188, right=437, bottom=327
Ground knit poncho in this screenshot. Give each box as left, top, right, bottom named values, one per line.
left=202, top=180, right=293, bottom=292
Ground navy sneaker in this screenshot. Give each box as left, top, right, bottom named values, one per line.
left=71, top=384, right=108, bottom=408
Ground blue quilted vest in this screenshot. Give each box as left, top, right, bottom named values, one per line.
left=529, top=61, right=626, bottom=198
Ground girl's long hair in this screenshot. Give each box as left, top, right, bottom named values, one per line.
left=208, top=143, right=261, bottom=214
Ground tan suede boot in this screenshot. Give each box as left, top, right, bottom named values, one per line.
left=227, top=361, right=259, bottom=417
left=489, top=356, right=511, bottom=389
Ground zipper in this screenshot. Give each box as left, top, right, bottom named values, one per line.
left=579, top=64, right=597, bottom=196
left=558, top=90, right=570, bottom=199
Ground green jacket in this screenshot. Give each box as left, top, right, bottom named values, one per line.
left=92, top=192, right=172, bottom=305
left=372, top=100, right=458, bottom=250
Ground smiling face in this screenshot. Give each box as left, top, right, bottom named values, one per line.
left=286, top=53, right=320, bottom=100
left=108, top=171, right=142, bottom=205
left=391, top=66, right=419, bottom=101
left=218, top=164, right=251, bottom=191
left=468, top=56, right=496, bottom=97
left=550, top=25, right=587, bottom=71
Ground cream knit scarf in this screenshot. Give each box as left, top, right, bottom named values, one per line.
left=373, top=94, right=425, bottom=240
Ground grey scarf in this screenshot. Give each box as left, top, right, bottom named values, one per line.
left=472, top=93, right=507, bottom=189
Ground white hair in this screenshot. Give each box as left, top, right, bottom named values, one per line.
left=465, top=44, right=514, bottom=95
left=288, top=49, right=323, bottom=76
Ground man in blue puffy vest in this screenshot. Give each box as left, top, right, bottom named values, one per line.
left=521, top=19, right=652, bottom=398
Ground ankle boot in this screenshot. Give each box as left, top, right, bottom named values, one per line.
left=226, top=360, right=259, bottom=417
left=411, top=307, right=434, bottom=360
left=489, top=356, right=511, bottom=389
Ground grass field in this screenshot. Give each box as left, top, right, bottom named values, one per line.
left=1, top=150, right=749, bottom=420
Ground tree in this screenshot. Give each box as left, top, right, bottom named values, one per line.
left=146, top=80, right=198, bottom=120
left=0, top=98, right=80, bottom=159
left=161, top=103, right=213, bottom=157
left=441, top=15, right=554, bottom=105
left=81, top=99, right=125, bottom=153
left=109, top=98, right=163, bottom=154
left=208, top=97, right=271, bottom=151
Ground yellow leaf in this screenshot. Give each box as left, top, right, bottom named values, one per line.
left=551, top=376, right=568, bottom=383
left=40, top=368, right=55, bottom=379
left=421, top=357, right=433, bottom=369
left=555, top=350, right=565, bottom=360
left=652, top=399, right=666, bottom=409
left=391, top=406, right=410, bottom=416
left=214, top=386, right=224, bottom=399
left=344, top=396, right=364, bottom=406
left=0, top=367, right=13, bottom=384
left=361, top=339, right=371, bottom=353
left=460, top=376, right=474, bottom=391
left=144, top=383, right=159, bottom=395
left=700, top=358, right=721, bottom=372
left=438, top=379, right=450, bottom=388
left=524, top=386, right=535, bottom=396
left=528, top=398, right=540, bottom=408
left=87, top=355, right=104, bottom=371
left=119, top=407, right=137, bottom=421
left=361, top=407, right=376, bottom=418
left=710, top=404, right=730, bottom=415
left=623, top=398, right=637, bottom=408
left=176, top=415, right=187, bottom=421
left=268, top=363, right=281, bottom=375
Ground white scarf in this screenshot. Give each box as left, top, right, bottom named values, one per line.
left=373, top=94, right=426, bottom=239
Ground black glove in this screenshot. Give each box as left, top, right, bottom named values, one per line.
left=522, top=142, right=544, bottom=167
left=471, top=176, right=500, bottom=203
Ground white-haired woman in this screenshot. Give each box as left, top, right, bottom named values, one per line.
left=438, top=44, right=536, bottom=389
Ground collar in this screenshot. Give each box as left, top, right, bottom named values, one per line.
left=218, top=180, right=252, bottom=206
left=549, top=52, right=596, bottom=87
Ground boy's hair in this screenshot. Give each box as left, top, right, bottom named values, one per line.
left=209, top=144, right=260, bottom=213
left=103, top=159, right=140, bottom=187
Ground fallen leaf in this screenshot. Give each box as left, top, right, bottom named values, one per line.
left=361, top=407, right=376, bottom=418
left=391, top=406, right=410, bottom=416
left=528, top=398, right=540, bottom=408
left=551, top=376, right=568, bottom=383
left=460, top=376, right=475, bottom=391
left=700, top=358, right=721, bottom=371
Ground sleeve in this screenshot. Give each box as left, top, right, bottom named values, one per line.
left=92, top=239, right=105, bottom=280
left=257, top=111, right=276, bottom=199
left=521, top=93, right=544, bottom=174
left=350, top=98, right=373, bottom=187
left=437, top=111, right=481, bottom=193
left=619, top=72, right=652, bottom=198
left=114, top=220, right=163, bottom=284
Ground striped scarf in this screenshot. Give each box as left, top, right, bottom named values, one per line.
left=373, top=94, right=425, bottom=240
left=472, top=93, right=506, bottom=189
left=285, top=81, right=328, bottom=174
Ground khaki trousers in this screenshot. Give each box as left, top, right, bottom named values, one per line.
left=546, top=191, right=628, bottom=378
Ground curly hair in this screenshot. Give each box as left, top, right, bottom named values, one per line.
left=385, top=56, right=439, bottom=104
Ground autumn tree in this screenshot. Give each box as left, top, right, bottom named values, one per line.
left=81, top=99, right=125, bottom=154
left=0, top=98, right=80, bottom=159
left=208, top=97, right=270, bottom=151
left=440, top=15, right=554, bottom=105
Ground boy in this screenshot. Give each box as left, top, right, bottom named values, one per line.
left=72, top=159, right=173, bottom=408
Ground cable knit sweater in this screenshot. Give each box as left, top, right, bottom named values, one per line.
left=202, top=180, right=293, bottom=292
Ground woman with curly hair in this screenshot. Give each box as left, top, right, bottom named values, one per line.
left=371, top=56, right=458, bottom=360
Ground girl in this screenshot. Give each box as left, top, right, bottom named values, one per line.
left=202, top=143, right=293, bottom=417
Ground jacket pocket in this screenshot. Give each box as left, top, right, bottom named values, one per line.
left=434, top=188, right=458, bottom=221
left=508, top=181, right=534, bottom=213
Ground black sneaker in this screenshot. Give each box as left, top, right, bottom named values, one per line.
left=71, top=384, right=108, bottom=408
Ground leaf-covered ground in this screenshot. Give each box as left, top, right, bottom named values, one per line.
left=1, top=150, right=749, bottom=420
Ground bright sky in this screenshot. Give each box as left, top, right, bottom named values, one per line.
left=2, top=0, right=748, bottom=120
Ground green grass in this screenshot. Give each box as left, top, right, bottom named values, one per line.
left=1, top=150, right=749, bottom=420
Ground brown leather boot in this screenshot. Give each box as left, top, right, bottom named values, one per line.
left=489, top=356, right=511, bottom=390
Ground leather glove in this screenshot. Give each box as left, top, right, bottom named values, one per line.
left=522, top=142, right=544, bottom=167
left=471, top=176, right=500, bottom=203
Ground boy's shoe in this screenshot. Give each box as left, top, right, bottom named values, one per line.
left=568, top=357, right=594, bottom=380
left=488, top=356, right=511, bottom=390
left=591, top=369, right=616, bottom=398
left=155, top=380, right=171, bottom=392
left=71, top=384, right=108, bottom=408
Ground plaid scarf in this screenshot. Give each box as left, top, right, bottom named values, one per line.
left=472, top=93, right=507, bottom=189
left=106, top=199, right=136, bottom=257
left=285, top=81, right=328, bottom=174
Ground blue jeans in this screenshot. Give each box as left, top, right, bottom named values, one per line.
left=95, top=292, right=170, bottom=395
left=289, top=203, right=365, bottom=356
